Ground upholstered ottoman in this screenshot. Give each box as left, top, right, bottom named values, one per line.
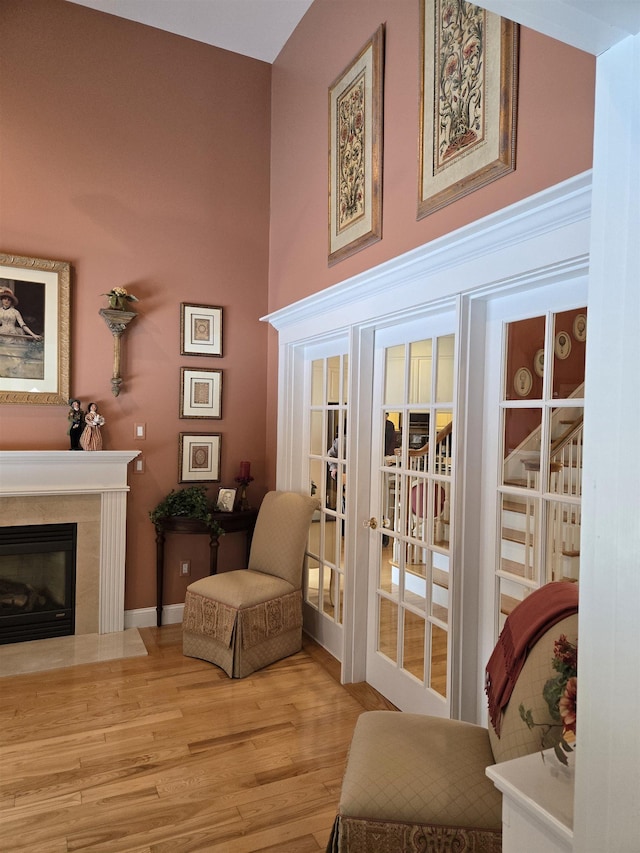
left=328, top=711, right=502, bottom=852
left=328, top=586, right=580, bottom=853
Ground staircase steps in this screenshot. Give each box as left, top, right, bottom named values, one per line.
left=500, top=558, right=527, bottom=578
left=500, top=594, right=520, bottom=617
left=502, top=527, right=527, bottom=545
left=403, top=564, right=450, bottom=590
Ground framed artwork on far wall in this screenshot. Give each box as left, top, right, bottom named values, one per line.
left=0, top=252, right=70, bottom=405
left=328, top=24, right=384, bottom=266
left=179, top=432, right=221, bottom=483
left=418, top=0, right=518, bottom=219
left=180, top=367, right=222, bottom=419
left=180, top=303, right=223, bottom=357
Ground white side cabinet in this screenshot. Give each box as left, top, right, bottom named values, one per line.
left=486, top=748, right=574, bottom=853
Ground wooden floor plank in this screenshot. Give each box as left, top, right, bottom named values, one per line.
left=0, top=629, right=395, bottom=852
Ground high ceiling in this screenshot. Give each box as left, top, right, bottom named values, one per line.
left=66, top=0, right=640, bottom=62
left=66, top=0, right=314, bottom=64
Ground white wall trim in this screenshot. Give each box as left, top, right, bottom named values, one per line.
left=262, top=171, right=592, bottom=339
left=125, top=604, right=184, bottom=629
left=265, top=172, right=593, bottom=710
left=573, top=32, right=640, bottom=852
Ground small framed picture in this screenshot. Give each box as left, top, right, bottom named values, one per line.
left=573, top=313, right=587, bottom=342
left=555, top=331, right=572, bottom=360
left=180, top=367, right=222, bottom=419
left=180, top=303, right=223, bottom=357
left=216, top=488, right=237, bottom=512
left=178, top=433, right=221, bottom=483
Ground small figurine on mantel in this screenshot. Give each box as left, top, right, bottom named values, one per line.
left=80, top=402, right=105, bottom=451
left=67, top=398, right=85, bottom=451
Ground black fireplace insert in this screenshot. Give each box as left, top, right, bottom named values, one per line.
left=0, top=523, right=76, bottom=645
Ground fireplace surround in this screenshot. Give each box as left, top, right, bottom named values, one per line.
left=0, top=451, right=139, bottom=636
left=0, top=521, right=77, bottom=644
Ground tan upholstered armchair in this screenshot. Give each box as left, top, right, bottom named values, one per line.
left=182, top=490, right=319, bottom=678
left=328, top=582, right=579, bottom=853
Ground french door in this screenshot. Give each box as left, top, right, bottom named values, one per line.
left=366, top=313, right=456, bottom=715
left=303, top=344, right=348, bottom=660
left=480, top=278, right=587, bottom=661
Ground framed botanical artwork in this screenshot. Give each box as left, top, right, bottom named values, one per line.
left=179, top=432, right=221, bottom=483
left=180, top=303, right=223, bottom=357
left=328, top=24, right=384, bottom=266
left=418, top=0, right=518, bottom=219
left=0, top=252, right=70, bottom=405
left=180, top=367, right=222, bottom=419
left=216, top=488, right=237, bottom=512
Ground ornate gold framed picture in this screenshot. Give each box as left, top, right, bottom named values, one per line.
left=0, top=252, right=70, bottom=405
left=180, top=303, right=222, bottom=357
left=418, top=0, right=518, bottom=218
left=180, top=367, right=222, bottom=419
left=328, top=25, right=384, bottom=266
left=179, top=432, right=221, bottom=483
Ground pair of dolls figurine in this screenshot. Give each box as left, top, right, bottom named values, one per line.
left=67, top=399, right=105, bottom=451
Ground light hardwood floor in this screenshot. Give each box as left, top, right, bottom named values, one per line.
left=0, top=626, right=396, bottom=853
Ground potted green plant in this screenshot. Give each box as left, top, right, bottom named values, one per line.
left=149, top=485, right=224, bottom=536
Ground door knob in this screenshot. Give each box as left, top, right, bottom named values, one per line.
left=363, top=517, right=378, bottom=529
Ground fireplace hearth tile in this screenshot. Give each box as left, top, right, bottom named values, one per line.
left=0, top=628, right=147, bottom=677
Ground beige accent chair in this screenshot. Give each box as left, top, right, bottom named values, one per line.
left=182, top=490, right=319, bottom=678
left=328, top=611, right=578, bottom=852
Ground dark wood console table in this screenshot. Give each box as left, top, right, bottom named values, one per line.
left=154, top=508, right=259, bottom=627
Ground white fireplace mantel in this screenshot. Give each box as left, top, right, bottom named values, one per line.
left=0, top=450, right=139, bottom=496
left=0, top=450, right=140, bottom=634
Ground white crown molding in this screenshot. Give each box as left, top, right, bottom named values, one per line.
left=262, top=171, right=592, bottom=336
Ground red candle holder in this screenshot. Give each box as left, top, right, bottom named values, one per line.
left=234, top=475, right=254, bottom=510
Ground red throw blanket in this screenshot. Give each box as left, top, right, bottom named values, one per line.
left=485, top=581, right=579, bottom=736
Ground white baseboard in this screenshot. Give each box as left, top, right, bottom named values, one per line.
left=124, top=604, right=184, bottom=629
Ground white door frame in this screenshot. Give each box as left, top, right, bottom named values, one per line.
left=264, top=172, right=591, bottom=718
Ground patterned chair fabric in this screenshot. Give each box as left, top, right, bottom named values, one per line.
left=183, top=490, right=319, bottom=678
left=327, top=591, right=578, bottom=852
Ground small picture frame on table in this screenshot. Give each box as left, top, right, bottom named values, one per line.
left=216, top=488, right=237, bottom=512
left=178, top=432, right=221, bottom=483
left=180, top=303, right=223, bottom=357
left=180, top=367, right=222, bottom=419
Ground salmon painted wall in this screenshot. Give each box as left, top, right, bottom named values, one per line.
left=265, top=0, right=596, bottom=483
left=269, top=1, right=596, bottom=309
left=0, top=0, right=272, bottom=610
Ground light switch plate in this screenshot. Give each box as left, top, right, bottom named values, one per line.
left=134, top=423, right=146, bottom=439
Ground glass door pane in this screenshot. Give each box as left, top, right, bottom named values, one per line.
left=305, top=352, right=348, bottom=633
left=497, top=307, right=586, bottom=619
left=368, top=321, right=455, bottom=715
